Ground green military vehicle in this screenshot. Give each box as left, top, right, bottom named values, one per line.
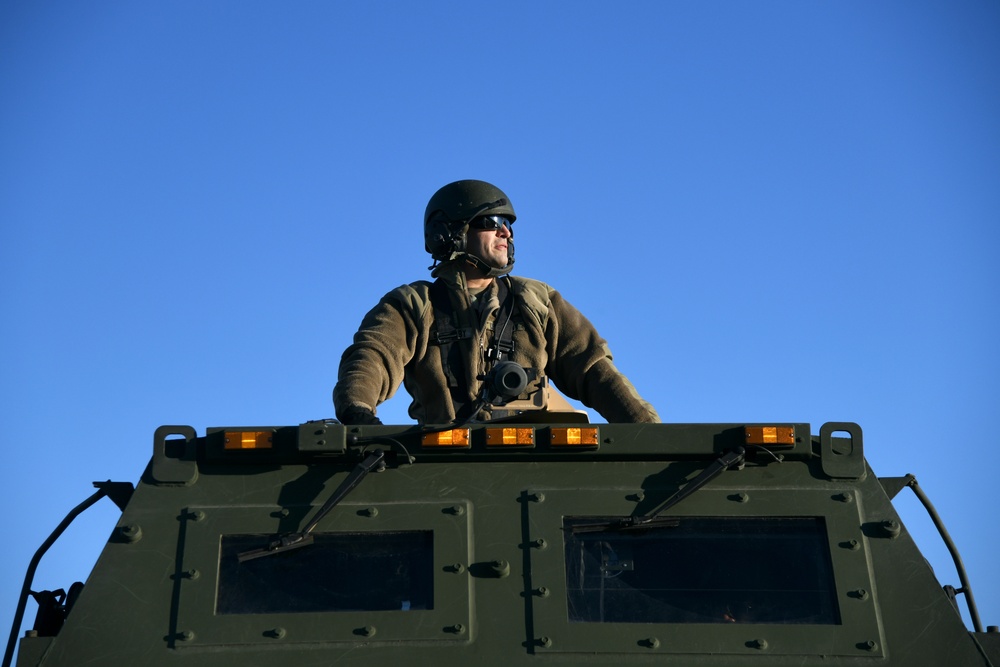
left=5, top=420, right=998, bottom=666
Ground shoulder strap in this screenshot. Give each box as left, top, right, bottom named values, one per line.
left=428, top=279, right=472, bottom=345
left=486, top=276, right=518, bottom=363
left=428, top=278, right=471, bottom=389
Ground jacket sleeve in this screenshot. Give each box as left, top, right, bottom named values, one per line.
left=544, top=290, right=661, bottom=424
left=333, top=288, right=421, bottom=420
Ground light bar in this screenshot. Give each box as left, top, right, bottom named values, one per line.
left=550, top=427, right=599, bottom=447
left=421, top=428, right=471, bottom=447
left=745, top=426, right=795, bottom=447
left=485, top=427, right=535, bottom=447
left=224, top=431, right=273, bottom=450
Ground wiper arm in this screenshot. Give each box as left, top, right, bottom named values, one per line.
left=633, top=447, right=746, bottom=525
left=571, top=447, right=746, bottom=533
left=238, top=449, right=386, bottom=562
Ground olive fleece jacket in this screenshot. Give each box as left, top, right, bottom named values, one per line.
left=333, top=266, right=660, bottom=424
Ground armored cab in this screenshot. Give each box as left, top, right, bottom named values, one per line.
left=6, top=421, right=999, bottom=666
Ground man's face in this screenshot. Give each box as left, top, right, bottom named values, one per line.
left=466, top=216, right=513, bottom=270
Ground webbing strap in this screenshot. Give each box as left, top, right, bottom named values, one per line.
left=487, top=276, right=518, bottom=363
left=428, top=279, right=467, bottom=389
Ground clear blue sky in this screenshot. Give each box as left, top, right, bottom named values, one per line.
left=2, top=1, right=998, bottom=655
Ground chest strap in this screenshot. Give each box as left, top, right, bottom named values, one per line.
left=428, top=276, right=519, bottom=390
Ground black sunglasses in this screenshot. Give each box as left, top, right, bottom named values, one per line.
left=468, top=215, right=513, bottom=232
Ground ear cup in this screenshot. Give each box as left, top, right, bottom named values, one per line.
left=425, top=219, right=466, bottom=259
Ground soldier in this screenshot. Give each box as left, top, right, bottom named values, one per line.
left=334, top=180, right=660, bottom=425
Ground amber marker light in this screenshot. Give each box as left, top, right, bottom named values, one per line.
left=485, top=427, right=535, bottom=447
left=550, top=427, right=600, bottom=447
left=744, top=426, right=795, bottom=447
left=224, top=431, right=273, bottom=450
left=421, top=429, right=471, bottom=447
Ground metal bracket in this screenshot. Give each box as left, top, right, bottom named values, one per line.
left=878, top=474, right=916, bottom=500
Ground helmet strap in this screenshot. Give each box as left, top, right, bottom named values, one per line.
left=460, top=253, right=514, bottom=279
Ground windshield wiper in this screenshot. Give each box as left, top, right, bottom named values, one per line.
left=571, top=447, right=746, bottom=533
left=238, top=449, right=386, bottom=561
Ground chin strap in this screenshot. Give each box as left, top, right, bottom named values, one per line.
left=431, top=250, right=514, bottom=279
left=461, top=252, right=515, bottom=279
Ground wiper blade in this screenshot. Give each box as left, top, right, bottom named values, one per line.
left=571, top=447, right=746, bottom=534
left=237, top=532, right=315, bottom=562
left=238, top=449, right=386, bottom=562
left=569, top=516, right=680, bottom=534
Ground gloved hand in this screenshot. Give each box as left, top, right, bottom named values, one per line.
left=338, top=406, right=383, bottom=425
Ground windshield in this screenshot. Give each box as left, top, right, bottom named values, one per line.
left=563, top=516, right=840, bottom=624
left=217, top=531, right=434, bottom=614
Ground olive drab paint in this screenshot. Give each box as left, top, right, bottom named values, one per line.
left=7, top=421, right=1000, bottom=666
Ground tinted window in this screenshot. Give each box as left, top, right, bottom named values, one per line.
left=563, top=517, right=839, bottom=624
left=218, top=531, right=433, bottom=614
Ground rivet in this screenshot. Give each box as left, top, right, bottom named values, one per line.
left=538, top=636, right=552, bottom=648
left=532, top=538, right=547, bottom=549
left=448, top=563, right=465, bottom=574
left=645, top=637, right=660, bottom=649
left=448, top=623, right=466, bottom=635
left=360, top=625, right=376, bottom=638
left=490, top=559, right=510, bottom=578
left=864, top=640, right=878, bottom=652
left=527, top=491, right=545, bottom=502
left=267, top=627, right=286, bottom=639
left=882, top=519, right=901, bottom=538
left=534, top=586, right=550, bottom=597
left=450, top=505, right=465, bottom=516
left=185, top=568, right=200, bottom=580
left=752, top=638, right=768, bottom=650
left=736, top=492, right=749, bottom=503
left=361, top=507, right=378, bottom=518
left=846, top=539, right=860, bottom=551
left=119, top=524, right=142, bottom=543
left=179, top=630, right=195, bottom=642
left=190, top=510, right=205, bottom=521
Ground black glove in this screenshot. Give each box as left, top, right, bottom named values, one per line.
left=338, top=406, right=383, bottom=425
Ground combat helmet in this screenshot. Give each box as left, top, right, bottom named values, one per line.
left=424, top=180, right=516, bottom=277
